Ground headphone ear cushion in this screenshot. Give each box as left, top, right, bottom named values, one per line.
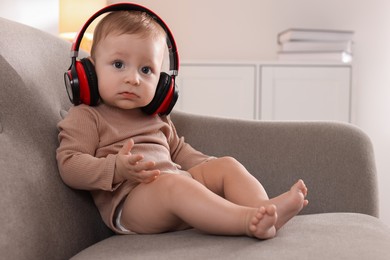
left=142, top=72, right=176, bottom=115
left=80, top=58, right=100, bottom=106
left=163, top=81, right=178, bottom=115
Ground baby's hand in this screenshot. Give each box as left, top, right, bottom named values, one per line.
left=114, top=139, right=160, bottom=185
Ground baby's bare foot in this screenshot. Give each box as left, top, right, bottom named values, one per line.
left=268, top=179, right=308, bottom=230
left=247, top=205, right=277, bottom=239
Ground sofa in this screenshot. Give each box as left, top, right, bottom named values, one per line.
left=1, top=17, right=390, bottom=260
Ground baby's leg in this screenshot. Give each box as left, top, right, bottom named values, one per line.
left=120, top=174, right=277, bottom=239
left=189, top=157, right=271, bottom=206
left=189, top=157, right=308, bottom=230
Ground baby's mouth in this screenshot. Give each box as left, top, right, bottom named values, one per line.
left=120, top=92, right=139, bottom=99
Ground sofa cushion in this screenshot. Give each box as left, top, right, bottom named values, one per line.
left=71, top=213, right=390, bottom=260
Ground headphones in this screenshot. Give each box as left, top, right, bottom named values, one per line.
left=64, top=3, right=179, bottom=116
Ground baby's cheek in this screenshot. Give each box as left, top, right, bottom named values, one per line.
left=146, top=87, right=158, bottom=103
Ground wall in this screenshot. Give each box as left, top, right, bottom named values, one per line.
left=0, top=0, right=58, bottom=34
left=1, top=0, right=389, bottom=227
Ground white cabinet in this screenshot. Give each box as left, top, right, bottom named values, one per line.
left=260, top=66, right=351, bottom=121
left=176, top=62, right=351, bottom=122
left=176, top=64, right=256, bottom=120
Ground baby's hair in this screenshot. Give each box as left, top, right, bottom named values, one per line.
left=90, top=10, right=167, bottom=59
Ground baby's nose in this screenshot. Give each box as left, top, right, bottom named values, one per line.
left=125, top=70, right=140, bottom=86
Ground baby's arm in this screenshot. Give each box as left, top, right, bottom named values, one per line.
left=57, top=106, right=118, bottom=191
left=114, top=139, right=160, bottom=185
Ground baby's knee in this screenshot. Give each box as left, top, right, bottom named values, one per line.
left=216, top=156, right=241, bottom=167
left=155, top=173, right=193, bottom=191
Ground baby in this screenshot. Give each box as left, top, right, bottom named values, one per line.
left=57, top=7, right=308, bottom=239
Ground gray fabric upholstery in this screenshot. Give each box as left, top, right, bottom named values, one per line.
left=71, top=213, right=390, bottom=260
left=1, top=17, right=389, bottom=260
left=0, top=18, right=112, bottom=260
left=171, top=112, right=379, bottom=217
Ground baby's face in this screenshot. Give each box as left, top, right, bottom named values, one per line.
left=93, top=33, right=165, bottom=110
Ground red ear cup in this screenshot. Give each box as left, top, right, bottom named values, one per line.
left=74, top=60, right=91, bottom=105
left=79, top=58, right=100, bottom=106
left=64, top=58, right=99, bottom=106
left=64, top=58, right=100, bottom=106
left=141, top=72, right=178, bottom=115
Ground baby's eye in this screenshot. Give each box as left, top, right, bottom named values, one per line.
left=112, top=61, right=124, bottom=69
left=141, top=66, right=152, bottom=75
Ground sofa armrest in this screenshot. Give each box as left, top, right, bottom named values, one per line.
left=171, top=111, right=379, bottom=217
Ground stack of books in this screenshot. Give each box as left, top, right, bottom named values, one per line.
left=277, top=28, right=354, bottom=63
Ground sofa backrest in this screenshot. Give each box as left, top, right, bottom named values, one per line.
left=171, top=112, right=379, bottom=218
left=0, top=18, right=112, bottom=260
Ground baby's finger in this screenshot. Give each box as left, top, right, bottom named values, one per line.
left=140, top=170, right=160, bottom=183
left=119, top=139, right=134, bottom=155
left=128, top=154, right=144, bottom=165
left=133, top=160, right=156, bottom=172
